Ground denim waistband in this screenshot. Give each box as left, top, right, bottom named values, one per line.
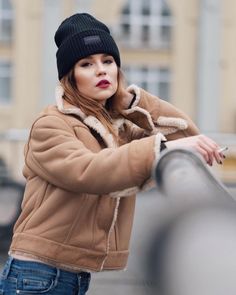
left=1, top=256, right=90, bottom=281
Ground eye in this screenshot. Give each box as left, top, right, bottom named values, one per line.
left=103, top=58, right=114, bottom=64
left=80, top=62, right=91, bottom=67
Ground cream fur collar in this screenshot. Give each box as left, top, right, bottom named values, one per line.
left=55, top=84, right=141, bottom=148
left=55, top=84, right=118, bottom=148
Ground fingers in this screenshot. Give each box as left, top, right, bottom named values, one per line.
left=195, top=135, right=225, bottom=166
left=197, top=136, right=217, bottom=165
left=197, top=142, right=214, bottom=165
left=214, top=150, right=224, bottom=165
left=217, top=146, right=227, bottom=162
left=195, top=145, right=211, bottom=164
left=165, top=134, right=226, bottom=166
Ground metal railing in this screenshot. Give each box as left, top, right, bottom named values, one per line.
left=154, top=148, right=235, bottom=202
left=146, top=149, right=236, bottom=295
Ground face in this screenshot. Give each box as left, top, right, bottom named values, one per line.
left=74, top=53, right=118, bottom=105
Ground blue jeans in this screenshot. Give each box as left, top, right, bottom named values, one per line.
left=0, top=257, right=91, bottom=295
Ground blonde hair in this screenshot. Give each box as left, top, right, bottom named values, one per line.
left=60, top=68, right=127, bottom=139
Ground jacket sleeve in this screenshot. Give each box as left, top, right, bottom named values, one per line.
left=25, top=114, right=158, bottom=194
left=121, top=85, right=200, bottom=140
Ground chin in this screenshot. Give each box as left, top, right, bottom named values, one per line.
left=97, top=91, right=116, bottom=101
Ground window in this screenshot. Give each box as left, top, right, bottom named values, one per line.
left=0, top=60, right=12, bottom=104
left=0, top=0, right=13, bottom=43
left=117, top=0, right=172, bottom=49
left=124, top=66, right=171, bottom=100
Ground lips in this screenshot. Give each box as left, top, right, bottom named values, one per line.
left=96, top=79, right=110, bottom=87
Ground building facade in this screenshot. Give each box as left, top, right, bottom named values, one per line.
left=0, top=0, right=235, bottom=181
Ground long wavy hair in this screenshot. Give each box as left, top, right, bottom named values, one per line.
left=60, top=67, right=127, bottom=139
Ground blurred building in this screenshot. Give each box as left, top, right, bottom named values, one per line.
left=0, top=0, right=235, bottom=181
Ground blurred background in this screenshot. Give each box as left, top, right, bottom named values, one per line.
left=0, top=0, right=236, bottom=294
left=0, top=0, right=235, bottom=182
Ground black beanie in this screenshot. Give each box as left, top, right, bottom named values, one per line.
left=54, top=13, right=121, bottom=80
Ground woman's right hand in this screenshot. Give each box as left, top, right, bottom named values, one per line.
left=165, top=134, right=225, bottom=166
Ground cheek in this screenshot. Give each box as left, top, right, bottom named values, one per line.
left=74, top=72, right=91, bottom=93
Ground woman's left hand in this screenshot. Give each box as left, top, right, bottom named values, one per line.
left=165, top=134, right=225, bottom=166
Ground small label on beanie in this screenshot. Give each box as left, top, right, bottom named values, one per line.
left=83, top=35, right=101, bottom=45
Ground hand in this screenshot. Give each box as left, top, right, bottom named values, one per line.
left=165, top=134, right=225, bottom=166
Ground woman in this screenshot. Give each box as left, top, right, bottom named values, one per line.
left=0, top=13, right=224, bottom=294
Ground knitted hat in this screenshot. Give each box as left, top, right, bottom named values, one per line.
left=54, top=13, right=121, bottom=80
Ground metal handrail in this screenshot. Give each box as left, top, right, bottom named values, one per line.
left=146, top=149, right=236, bottom=294
left=154, top=148, right=234, bottom=202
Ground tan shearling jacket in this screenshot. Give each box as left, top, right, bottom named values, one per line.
left=10, top=85, right=199, bottom=272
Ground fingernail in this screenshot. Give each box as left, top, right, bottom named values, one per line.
left=219, top=161, right=222, bottom=165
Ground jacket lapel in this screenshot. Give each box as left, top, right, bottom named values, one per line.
left=55, top=84, right=117, bottom=148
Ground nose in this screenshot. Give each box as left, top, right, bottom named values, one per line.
left=95, top=62, right=106, bottom=76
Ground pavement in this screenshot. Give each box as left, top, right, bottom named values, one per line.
left=0, top=186, right=236, bottom=295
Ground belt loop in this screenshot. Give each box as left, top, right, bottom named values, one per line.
left=78, top=272, right=82, bottom=282
left=2, top=256, right=14, bottom=279
left=54, top=268, right=60, bottom=287
left=77, top=273, right=81, bottom=291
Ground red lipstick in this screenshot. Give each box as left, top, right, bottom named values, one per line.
left=96, top=79, right=110, bottom=88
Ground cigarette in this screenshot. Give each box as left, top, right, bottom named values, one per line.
left=218, top=146, right=228, bottom=153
